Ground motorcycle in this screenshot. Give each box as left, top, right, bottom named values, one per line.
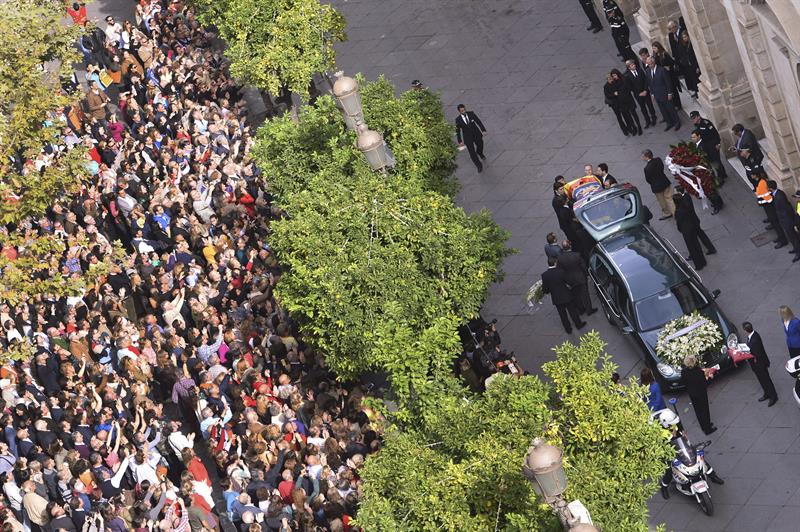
left=653, top=398, right=723, bottom=516
left=785, top=355, right=800, bottom=407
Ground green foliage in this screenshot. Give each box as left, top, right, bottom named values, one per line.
left=543, top=332, right=674, bottom=531
left=357, top=335, right=673, bottom=531
left=0, top=233, right=127, bottom=305
left=253, top=80, right=510, bottom=397
left=192, top=0, right=346, bottom=97
left=0, top=0, right=87, bottom=223
left=360, top=77, right=458, bottom=196
left=357, top=376, right=558, bottom=532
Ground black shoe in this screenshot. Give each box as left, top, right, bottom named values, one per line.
left=763, top=218, right=770, bottom=223
left=758, top=395, right=769, bottom=402
left=674, top=122, right=681, bottom=131
left=660, top=485, right=670, bottom=499
left=592, top=26, right=603, bottom=33
left=576, top=321, right=587, bottom=330
left=706, top=249, right=716, bottom=255
left=623, top=130, right=629, bottom=136
left=775, top=242, right=787, bottom=249
left=586, top=24, right=596, bottom=31
left=637, top=127, right=643, bottom=135
left=711, top=208, right=719, bottom=215
left=477, top=165, right=483, bottom=173
left=765, top=224, right=775, bottom=230
left=664, top=124, right=673, bottom=131
left=768, top=398, right=778, bottom=407
left=586, top=308, right=598, bottom=316
left=793, top=254, right=800, bottom=263
left=566, top=328, right=573, bottom=334
left=658, top=214, right=672, bottom=220
left=703, top=426, right=717, bottom=435
left=708, top=472, right=725, bottom=485
left=479, top=153, right=486, bottom=160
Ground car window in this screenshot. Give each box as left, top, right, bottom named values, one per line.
left=634, top=281, right=710, bottom=331
left=615, top=281, right=633, bottom=323
left=591, top=256, right=612, bottom=289
left=579, top=195, right=636, bottom=232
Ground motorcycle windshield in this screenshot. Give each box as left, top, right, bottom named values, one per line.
left=673, top=436, right=696, bottom=466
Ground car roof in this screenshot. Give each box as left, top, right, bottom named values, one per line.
left=598, top=225, right=689, bottom=300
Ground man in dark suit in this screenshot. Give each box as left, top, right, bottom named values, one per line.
left=455, top=104, right=486, bottom=172
left=578, top=0, right=603, bottom=32
left=690, top=111, right=727, bottom=182
left=768, top=180, right=800, bottom=261
left=557, top=240, right=597, bottom=315
left=642, top=149, right=675, bottom=220
left=667, top=20, right=685, bottom=66
left=673, top=187, right=716, bottom=270
left=644, top=55, right=681, bottom=131
left=624, top=59, right=656, bottom=127
left=541, top=257, right=586, bottom=334
left=731, top=123, right=762, bottom=159
left=742, top=322, right=778, bottom=406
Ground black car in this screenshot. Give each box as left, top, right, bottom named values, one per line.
left=573, top=184, right=737, bottom=390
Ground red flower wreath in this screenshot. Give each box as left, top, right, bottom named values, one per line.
left=667, top=141, right=717, bottom=198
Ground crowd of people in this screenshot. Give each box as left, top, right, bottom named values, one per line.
left=0, top=1, right=390, bottom=531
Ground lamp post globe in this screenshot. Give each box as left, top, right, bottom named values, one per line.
left=332, top=75, right=362, bottom=119
left=521, top=438, right=568, bottom=503
left=357, top=128, right=389, bottom=171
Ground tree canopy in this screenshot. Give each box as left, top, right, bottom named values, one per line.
left=191, top=0, right=346, bottom=97
left=252, top=79, right=510, bottom=404
left=356, top=334, right=674, bottom=531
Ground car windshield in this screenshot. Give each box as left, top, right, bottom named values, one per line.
left=634, top=281, right=709, bottom=331
left=672, top=436, right=697, bottom=466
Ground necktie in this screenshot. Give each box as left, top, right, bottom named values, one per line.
left=633, top=71, right=637, bottom=78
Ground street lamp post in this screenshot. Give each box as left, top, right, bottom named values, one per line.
left=522, top=438, right=598, bottom=531
left=331, top=74, right=395, bottom=172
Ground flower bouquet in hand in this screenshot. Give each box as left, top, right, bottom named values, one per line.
left=525, top=280, right=544, bottom=314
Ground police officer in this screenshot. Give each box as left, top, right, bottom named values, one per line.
left=690, top=111, right=727, bottom=183
left=739, top=147, right=763, bottom=188
left=607, top=11, right=635, bottom=61
left=578, top=0, right=603, bottom=32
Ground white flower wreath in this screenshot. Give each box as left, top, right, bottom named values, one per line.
left=526, top=280, right=544, bottom=305
left=655, top=311, right=722, bottom=367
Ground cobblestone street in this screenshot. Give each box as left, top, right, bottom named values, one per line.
left=331, top=0, right=800, bottom=529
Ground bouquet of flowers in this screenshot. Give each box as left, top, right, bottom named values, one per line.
left=667, top=141, right=718, bottom=197
left=525, top=280, right=544, bottom=314
left=655, top=311, right=723, bottom=367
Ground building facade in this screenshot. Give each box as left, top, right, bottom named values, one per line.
left=617, top=0, right=800, bottom=190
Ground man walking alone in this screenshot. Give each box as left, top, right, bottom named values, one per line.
left=642, top=149, right=676, bottom=220
left=455, top=104, right=487, bottom=173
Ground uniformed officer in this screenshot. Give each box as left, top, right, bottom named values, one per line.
left=607, top=10, right=636, bottom=61
left=690, top=111, right=727, bottom=183
left=578, top=0, right=603, bottom=32
left=738, top=147, right=763, bottom=188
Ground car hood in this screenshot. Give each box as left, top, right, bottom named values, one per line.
left=640, top=305, right=733, bottom=367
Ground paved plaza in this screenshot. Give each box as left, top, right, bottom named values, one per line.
left=331, top=0, right=800, bottom=530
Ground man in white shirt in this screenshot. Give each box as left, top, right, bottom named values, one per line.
left=104, top=16, right=123, bottom=46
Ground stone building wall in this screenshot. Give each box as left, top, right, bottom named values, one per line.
left=630, top=0, right=800, bottom=190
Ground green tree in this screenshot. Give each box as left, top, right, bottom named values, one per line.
left=0, top=0, right=87, bottom=223
left=356, top=334, right=673, bottom=531
left=253, top=82, right=509, bottom=403
left=192, top=0, right=346, bottom=99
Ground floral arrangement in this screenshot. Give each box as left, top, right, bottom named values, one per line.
left=667, top=141, right=718, bottom=197
left=525, top=280, right=544, bottom=313
left=655, top=311, right=722, bottom=367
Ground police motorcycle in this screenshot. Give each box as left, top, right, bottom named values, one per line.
left=786, top=355, right=800, bottom=407
left=652, top=398, right=724, bottom=516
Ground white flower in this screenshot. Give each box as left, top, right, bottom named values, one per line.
left=526, top=280, right=544, bottom=305
left=655, top=311, right=722, bottom=367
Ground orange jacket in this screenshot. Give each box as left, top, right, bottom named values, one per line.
left=755, top=178, right=773, bottom=204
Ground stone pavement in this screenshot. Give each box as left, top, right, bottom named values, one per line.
left=330, top=0, right=800, bottom=529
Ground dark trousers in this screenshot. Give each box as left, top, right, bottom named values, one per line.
left=697, top=227, right=716, bottom=253
left=751, top=362, right=778, bottom=400
left=570, top=283, right=593, bottom=314
left=780, top=221, right=800, bottom=254
left=554, top=302, right=582, bottom=333
left=681, top=228, right=710, bottom=270
left=578, top=0, right=602, bottom=28
left=689, top=392, right=713, bottom=433
left=636, top=93, right=657, bottom=124
left=655, top=97, right=680, bottom=127
left=611, top=27, right=635, bottom=61
left=764, top=203, right=787, bottom=244
left=464, top=135, right=484, bottom=169
left=709, top=153, right=728, bottom=181
left=612, top=106, right=640, bottom=134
